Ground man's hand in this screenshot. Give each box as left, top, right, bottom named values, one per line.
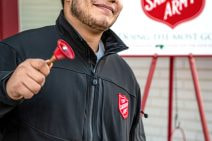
left=6, top=59, right=51, bottom=100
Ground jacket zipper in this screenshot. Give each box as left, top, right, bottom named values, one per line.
left=87, top=64, right=98, bottom=141
left=87, top=52, right=115, bottom=141
left=87, top=80, right=96, bottom=141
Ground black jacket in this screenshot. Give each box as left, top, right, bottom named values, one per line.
left=0, top=12, right=145, bottom=141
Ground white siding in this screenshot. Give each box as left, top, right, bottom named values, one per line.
left=125, top=57, right=212, bottom=141
left=19, top=0, right=61, bottom=31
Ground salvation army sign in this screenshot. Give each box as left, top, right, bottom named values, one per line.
left=111, top=0, right=212, bottom=56
left=141, top=0, right=205, bottom=28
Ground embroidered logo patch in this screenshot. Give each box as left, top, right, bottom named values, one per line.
left=118, top=93, right=129, bottom=119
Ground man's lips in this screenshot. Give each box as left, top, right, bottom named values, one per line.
left=94, top=4, right=115, bottom=13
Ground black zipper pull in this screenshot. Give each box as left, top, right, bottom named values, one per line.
left=141, top=111, right=148, bottom=118
left=92, top=78, right=98, bottom=86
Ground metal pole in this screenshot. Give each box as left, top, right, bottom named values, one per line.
left=141, top=55, right=158, bottom=111
left=168, top=56, right=174, bottom=141
left=188, top=56, right=210, bottom=141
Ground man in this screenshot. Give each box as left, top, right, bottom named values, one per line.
left=0, top=0, right=146, bottom=140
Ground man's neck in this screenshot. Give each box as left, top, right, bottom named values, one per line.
left=64, top=12, right=103, bottom=53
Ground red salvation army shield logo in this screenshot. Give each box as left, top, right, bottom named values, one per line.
left=141, top=0, right=205, bottom=28
left=118, top=93, right=129, bottom=119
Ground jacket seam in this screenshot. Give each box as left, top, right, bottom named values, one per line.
left=21, top=121, right=71, bottom=141
left=99, top=77, right=136, bottom=98
left=52, top=66, right=90, bottom=76
left=52, top=62, right=135, bottom=97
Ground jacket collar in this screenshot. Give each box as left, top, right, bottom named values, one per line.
left=55, top=10, right=128, bottom=63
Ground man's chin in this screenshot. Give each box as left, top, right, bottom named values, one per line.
left=89, top=21, right=112, bottom=32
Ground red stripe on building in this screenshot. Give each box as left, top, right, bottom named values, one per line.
left=0, top=0, right=19, bottom=40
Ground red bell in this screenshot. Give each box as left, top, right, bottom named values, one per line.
left=47, top=39, right=75, bottom=65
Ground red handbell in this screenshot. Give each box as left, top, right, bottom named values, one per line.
left=54, top=39, right=75, bottom=60
left=47, top=39, right=75, bottom=65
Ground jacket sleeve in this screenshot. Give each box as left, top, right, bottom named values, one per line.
left=0, top=42, right=23, bottom=119
left=130, top=87, right=146, bottom=141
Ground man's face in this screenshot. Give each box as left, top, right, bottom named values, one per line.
left=69, top=0, right=123, bottom=32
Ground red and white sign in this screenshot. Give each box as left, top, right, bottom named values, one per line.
left=118, top=93, right=129, bottom=119
left=141, top=0, right=205, bottom=28
left=112, top=0, right=212, bottom=56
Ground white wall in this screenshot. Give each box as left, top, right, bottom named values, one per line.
left=19, top=1, right=212, bottom=140
left=125, top=57, right=212, bottom=141
left=19, top=0, right=61, bottom=31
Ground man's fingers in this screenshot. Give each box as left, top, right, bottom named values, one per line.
left=29, top=59, right=50, bottom=77
left=6, top=58, right=51, bottom=100
left=17, top=82, right=34, bottom=99
left=26, top=66, right=46, bottom=85
left=22, top=76, right=42, bottom=95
